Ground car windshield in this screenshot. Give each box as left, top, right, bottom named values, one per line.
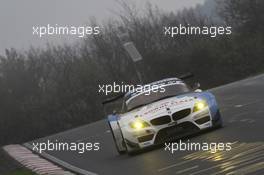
left=124, top=83, right=190, bottom=112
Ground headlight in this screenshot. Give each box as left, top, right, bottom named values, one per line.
left=193, top=100, right=208, bottom=112
left=129, top=119, right=150, bottom=129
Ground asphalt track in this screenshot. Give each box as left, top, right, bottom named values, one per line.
left=26, top=74, right=264, bottom=175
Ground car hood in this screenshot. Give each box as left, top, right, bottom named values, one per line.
left=119, top=93, right=198, bottom=125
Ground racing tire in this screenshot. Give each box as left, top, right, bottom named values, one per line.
left=123, top=139, right=141, bottom=155
left=125, top=144, right=137, bottom=155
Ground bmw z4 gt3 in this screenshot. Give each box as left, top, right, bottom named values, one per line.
left=106, top=78, right=223, bottom=154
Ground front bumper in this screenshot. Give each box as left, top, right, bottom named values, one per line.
left=122, top=107, right=215, bottom=149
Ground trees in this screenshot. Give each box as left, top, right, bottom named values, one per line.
left=218, top=0, right=264, bottom=34
left=217, top=0, right=264, bottom=78
left=0, top=0, right=263, bottom=145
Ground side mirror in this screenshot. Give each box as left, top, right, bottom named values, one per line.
left=112, top=110, right=117, bottom=115
left=192, top=82, right=201, bottom=91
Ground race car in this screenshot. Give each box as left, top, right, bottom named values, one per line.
left=105, top=76, right=223, bottom=154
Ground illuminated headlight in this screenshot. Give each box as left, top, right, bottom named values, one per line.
left=129, top=119, right=150, bottom=130
left=193, top=100, right=208, bottom=112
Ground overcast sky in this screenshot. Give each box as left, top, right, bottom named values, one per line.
left=0, top=0, right=205, bottom=55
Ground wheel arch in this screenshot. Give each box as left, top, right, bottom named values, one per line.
left=107, top=114, right=127, bottom=154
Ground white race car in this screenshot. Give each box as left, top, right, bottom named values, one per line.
left=105, top=77, right=223, bottom=154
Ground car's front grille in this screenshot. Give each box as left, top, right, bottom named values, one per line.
left=154, top=122, right=199, bottom=144
left=137, top=134, right=154, bottom=143
left=172, top=108, right=191, bottom=121
left=195, top=116, right=210, bottom=124
left=150, top=115, right=171, bottom=126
